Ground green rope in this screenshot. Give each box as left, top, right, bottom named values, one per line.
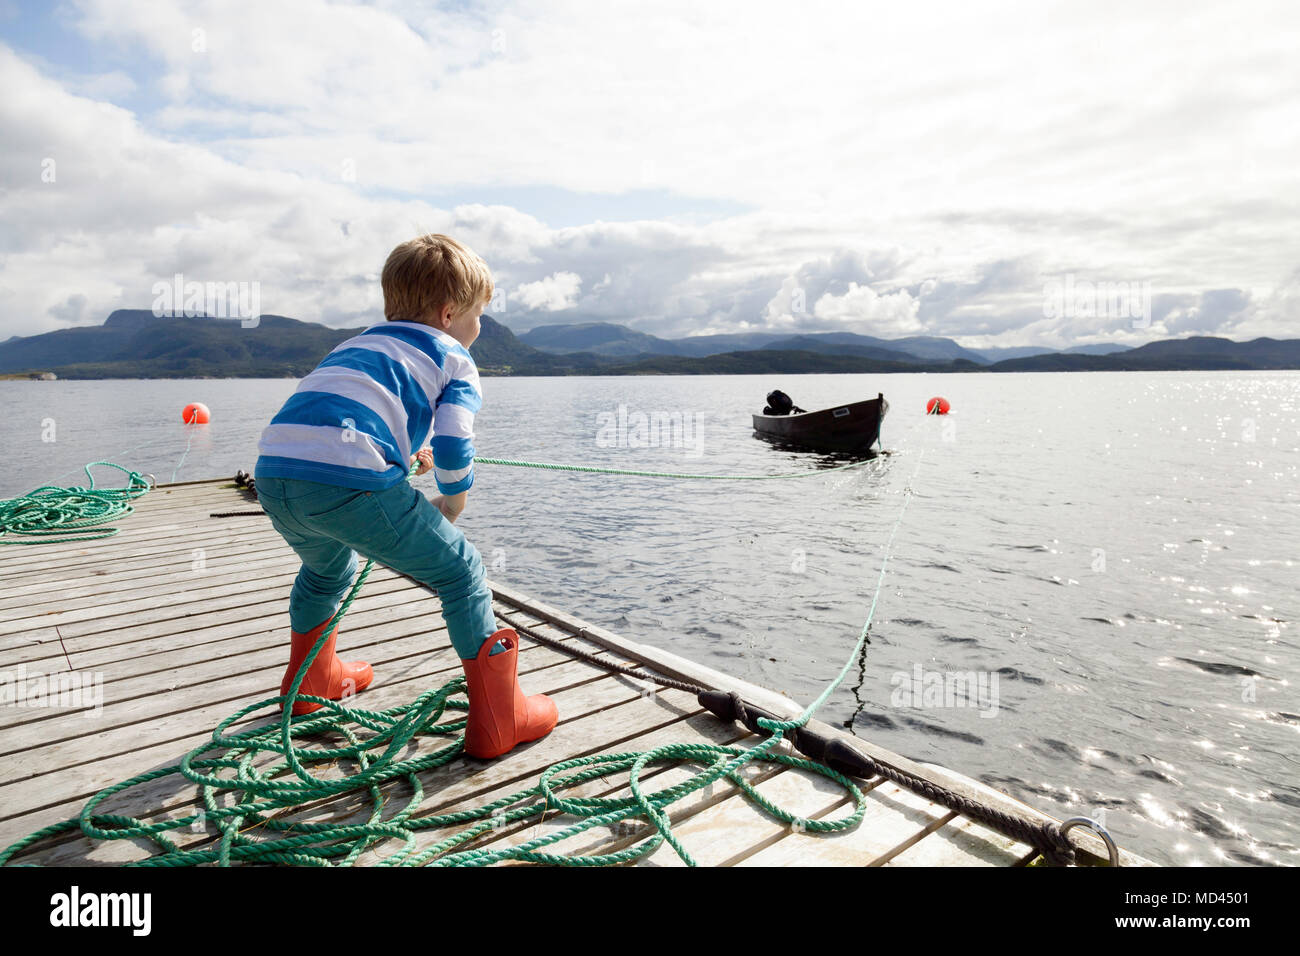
left=171, top=425, right=200, bottom=483
left=0, top=462, right=153, bottom=545
left=1, top=449, right=919, bottom=867
left=474, top=455, right=879, bottom=480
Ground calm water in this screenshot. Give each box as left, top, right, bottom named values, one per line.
left=1, top=371, right=1297, bottom=866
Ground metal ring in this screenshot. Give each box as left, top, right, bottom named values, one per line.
left=1059, top=816, right=1121, bottom=866
left=142, top=473, right=157, bottom=490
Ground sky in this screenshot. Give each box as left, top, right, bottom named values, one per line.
left=1, top=0, right=1297, bottom=348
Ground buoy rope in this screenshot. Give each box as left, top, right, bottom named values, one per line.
left=171, top=424, right=201, bottom=483
left=0, top=462, right=153, bottom=545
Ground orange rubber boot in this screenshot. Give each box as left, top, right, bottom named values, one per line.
left=459, top=628, right=558, bottom=758
left=280, top=617, right=374, bottom=716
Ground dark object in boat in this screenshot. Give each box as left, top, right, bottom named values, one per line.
left=763, top=389, right=806, bottom=416
left=752, top=392, right=888, bottom=454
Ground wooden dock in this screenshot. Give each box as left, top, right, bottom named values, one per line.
left=0, top=477, right=1149, bottom=866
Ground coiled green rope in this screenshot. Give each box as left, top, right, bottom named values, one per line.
left=1, top=449, right=911, bottom=867
left=0, top=462, right=153, bottom=545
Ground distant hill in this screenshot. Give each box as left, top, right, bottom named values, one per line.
left=1, top=311, right=1294, bottom=378
left=1064, top=343, right=1135, bottom=356
left=971, top=343, right=1133, bottom=362
left=989, top=337, right=1300, bottom=371
left=757, top=332, right=989, bottom=364
left=518, top=321, right=683, bottom=357
left=670, top=332, right=792, bottom=356
left=585, top=351, right=985, bottom=376
left=511, top=321, right=1092, bottom=365
left=756, top=335, right=923, bottom=364
left=971, top=345, right=1056, bottom=361
left=471, top=316, right=611, bottom=373
left=0, top=310, right=369, bottom=378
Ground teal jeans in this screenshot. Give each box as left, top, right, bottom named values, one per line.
left=253, top=474, right=499, bottom=659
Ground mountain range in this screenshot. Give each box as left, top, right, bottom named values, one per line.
left=514, top=320, right=1133, bottom=364
left=0, top=310, right=1296, bottom=379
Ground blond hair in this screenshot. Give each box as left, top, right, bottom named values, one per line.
left=382, top=233, right=494, bottom=324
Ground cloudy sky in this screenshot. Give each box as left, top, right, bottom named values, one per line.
left=1, top=0, right=1297, bottom=348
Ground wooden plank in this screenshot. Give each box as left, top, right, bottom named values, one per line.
left=4, top=566, right=417, bottom=645
left=0, top=510, right=270, bottom=576
left=32, top=590, right=431, bottom=673
left=0, top=607, right=445, bottom=736
left=43, top=573, right=419, bottom=650
left=0, top=557, right=302, bottom=626
left=0, top=523, right=279, bottom=583
left=735, top=780, right=953, bottom=866
left=0, top=548, right=293, bottom=612
left=0, top=626, right=64, bottom=657
left=483, top=761, right=789, bottom=867
left=0, top=566, right=328, bottom=634
left=884, top=813, right=1032, bottom=866
left=642, top=763, right=882, bottom=867
left=1, top=573, right=424, bottom=664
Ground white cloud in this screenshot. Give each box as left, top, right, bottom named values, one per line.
left=812, top=283, right=922, bottom=336
left=511, top=271, right=582, bottom=312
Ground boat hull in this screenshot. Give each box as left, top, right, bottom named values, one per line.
left=752, top=394, right=888, bottom=453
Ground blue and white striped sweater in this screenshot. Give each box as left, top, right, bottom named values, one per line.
left=255, top=321, right=480, bottom=495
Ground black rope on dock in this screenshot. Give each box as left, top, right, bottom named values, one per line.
left=234, top=470, right=258, bottom=498
left=209, top=471, right=265, bottom=517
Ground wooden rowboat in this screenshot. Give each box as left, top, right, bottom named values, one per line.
left=752, top=393, right=888, bottom=454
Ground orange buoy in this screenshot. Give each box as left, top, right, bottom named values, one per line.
left=926, top=396, right=951, bottom=415
left=182, top=402, right=210, bottom=424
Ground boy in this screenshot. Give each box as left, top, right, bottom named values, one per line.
left=253, top=233, right=557, bottom=759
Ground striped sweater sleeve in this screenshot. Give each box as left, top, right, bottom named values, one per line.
left=431, top=347, right=481, bottom=495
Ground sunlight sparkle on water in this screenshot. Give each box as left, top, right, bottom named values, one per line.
left=1138, top=795, right=1178, bottom=828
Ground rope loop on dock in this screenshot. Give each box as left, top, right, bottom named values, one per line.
left=0, top=462, right=152, bottom=545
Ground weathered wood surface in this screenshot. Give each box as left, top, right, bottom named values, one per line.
left=0, top=477, right=1145, bottom=866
